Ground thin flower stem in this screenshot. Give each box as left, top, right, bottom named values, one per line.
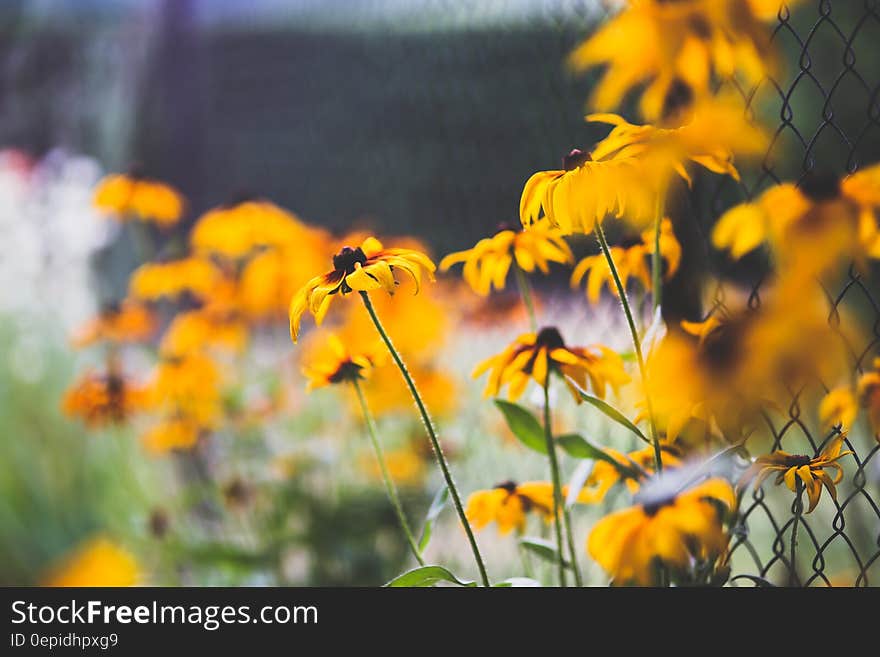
left=594, top=220, right=663, bottom=475
left=513, top=262, right=538, bottom=331
left=359, top=291, right=491, bottom=587
left=789, top=480, right=803, bottom=587
left=541, top=381, right=567, bottom=586
left=651, top=197, right=663, bottom=312
left=352, top=378, right=425, bottom=566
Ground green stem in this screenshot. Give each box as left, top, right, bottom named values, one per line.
left=359, top=291, right=490, bottom=587
left=594, top=221, right=663, bottom=474
left=352, top=378, right=425, bottom=566
left=513, top=262, right=538, bottom=331
left=542, top=380, right=572, bottom=586
left=651, top=198, right=663, bottom=312
left=789, top=480, right=803, bottom=587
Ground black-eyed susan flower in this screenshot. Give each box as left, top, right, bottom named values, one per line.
left=288, top=237, right=436, bottom=342
left=159, top=308, right=249, bottom=358
left=71, top=300, right=156, bottom=348
left=439, top=221, right=573, bottom=295
left=819, top=386, right=859, bottom=431
left=129, top=257, right=220, bottom=302
left=466, top=480, right=592, bottom=534
left=739, top=435, right=853, bottom=512
left=568, top=0, right=791, bottom=122
left=301, top=332, right=382, bottom=390
left=712, top=164, right=880, bottom=274
left=571, top=218, right=681, bottom=303
left=62, top=370, right=149, bottom=427
left=521, top=101, right=767, bottom=233
left=93, top=172, right=184, bottom=227
left=41, top=538, right=140, bottom=587
left=588, top=477, right=736, bottom=586
left=191, top=197, right=327, bottom=259
left=473, top=326, right=629, bottom=402
left=580, top=442, right=683, bottom=503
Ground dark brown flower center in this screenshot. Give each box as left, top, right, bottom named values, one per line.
left=332, top=246, right=368, bottom=274
left=784, top=454, right=813, bottom=467
left=535, top=326, right=566, bottom=350
left=661, top=78, right=694, bottom=121
left=328, top=360, right=366, bottom=384
left=495, top=480, right=518, bottom=494
left=799, top=172, right=840, bottom=202
left=563, top=148, right=592, bottom=171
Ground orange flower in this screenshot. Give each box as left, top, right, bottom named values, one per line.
left=62, top=370, right=149, bottom=427
left=93, top=172, right=184, bottom=226
left=71, top=300, right=156, bottom=348
left=42, top=538, right=140, bottom=587
left=129, top=257, right=220, bottom=302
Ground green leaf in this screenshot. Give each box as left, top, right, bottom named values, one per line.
left=519, top=537, right=570, bottom=569
left=385, top=565, right=477, bottom=588
left=418, top=485, right=449, bottom=552
left=493, top=577, right=541, bottom=587
left=494, top=399, right=547, bottom=454
left=568, top=382, right=650, bottom=444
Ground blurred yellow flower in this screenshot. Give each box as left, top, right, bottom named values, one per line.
left=129, top=257, right=220, bottom=302
left=71, top=300, right=156, bottom=348
left=466, top=480, right=592, bottom=534
left=147, top=353, right=224, bottom=428
left=588, top=478, right=736, bottom=586
left=857, top=360, right=880, bottom=434
left=361, top=361, right=459, bottom=419
left=568, top=0, right=790, bottom=121
left=819, top=386, right=858, bottom=431
left=571, top=218, right=681, bottom=303
left=159, top=309, right=249, bottom=358
left=473, top=326, right=629, bottom=402
left=580, top=442, right=682, bottom=503
left=42, top=537, right=140, bottom=587
left=739, top=435, right=852, bottom=512
left=289, top=237, right=436, bottom=342
left=62, top=370, right=150, bottom=427
left=439, top=221, right=573, bottom=295
left=191, top=198, right=326, bottom=259
left=521, top=102, right=766, bottom=232
left=646, top=284, right=850, bottom=441
left=94, top=172, right=185, bottom=226
left=362, top=446, right=427, bottom=487
left=141, top=418, right=200, bottom=454
left=301, top=332, right=380, bottom=390
left=712, top=165, right=880, bottom=274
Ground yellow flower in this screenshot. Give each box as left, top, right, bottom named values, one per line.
left=42, top=537, right=140, bottom=586
left=141, top=418, right=200, bottom=454
left=819, top=386, right=859, bottom=431
left=646, top=282, right=850, bottom=442
left=712, top=165, right=880, bottom=274
left=360, top=361, right=459, bottom=419
left=466, top=480, right=592, bottom=534
left=571, top=218, right=681, bottom=303
left=439, top=221, right=573, bottom=295
left=62, top=370, right=149, bottom=427
left=362, top=447, right=427, bottom=487
left=289, top=237, right=436, bottom=342
left=857, top=360, right=880, bottom=434
left=473, top=326, right=629, bottom=402
left=739, top=435, right=853, bottom=512
left=70, top=300, right=156, bottom=348
left=129, top=257, right=220, bottom=302
left=159, top=308, right=248, bottom=358
left=521, top=101, right=766, bottom=233
left=147, top=353, right=223, bottom=428
left=588, top=478, right=736, bottom=586
left=191, top=198, right=325, bottom=259
left=568, top=0, right=790, bottom=121
left=301, top=332, right=381, bottom=390
left=580, top=442, right=683, bottom=503
left=93, top=172, right=185, bottom=226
